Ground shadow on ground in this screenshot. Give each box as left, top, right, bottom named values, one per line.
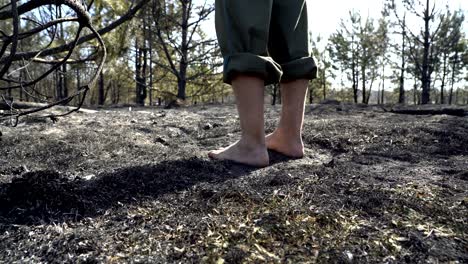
left=0, top=151, right=299, bottom=226
left=0, top=157, right=258, bottom=226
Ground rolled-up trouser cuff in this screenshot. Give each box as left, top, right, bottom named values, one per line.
left=223, top=53, right=283, bottom=85
left=280, top=57, right=318, bottom=82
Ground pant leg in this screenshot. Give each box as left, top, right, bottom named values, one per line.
left=268, top=0, right=317, bottom=82
left=215, top=0, right=282, bottom=85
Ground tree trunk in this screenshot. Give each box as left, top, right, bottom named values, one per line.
left=308, top=85, right=313, bottom=104
left=56, top=69, right=62, bottom=100
left=75, top=67, right=80, bottom=105
left=399, top=16, right=406, bottom=104
left=135, top=39, right=147, bottom=106
left=98, top=71, right=105, bottom=105
left=135, top=39, right=141, bottom=105
left=278, top=85, right=282, bottom=104
left=413, top=79, right=418, bottom=105
left=57, top=7, right=67, bottom=102
left=361, top=65, right=367, bottom=104
left=381, top=64, right=385, bottom=104
left=272, top=84, right=278, bottom=105
left=352, top=56, right=358, bottom=104
left=448, top=50, right=459, bottom=105
left=19, top=71, right=23, bottom=101
left=366, top=71, right=376, bottom=104
left=322, top=69, right=326, bottom=100
left=116, top=84, right=121, bottom=104
left=62, top=64, right=68, bottom=99
left=177, top=0, right=189, bottom=101
left=377, top=86, right=381, bottom=105
left=421, top=0, right=431, bottom=104
left=440, top=52, right=448, bottom=104
left=148, top=16, right=153, bottom=106
left=142, top=47, right=148, bottom=103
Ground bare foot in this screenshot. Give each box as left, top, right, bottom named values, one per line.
left=266, top=130, right=304, bottom=158
left=208, top=140, right=269, bottom=167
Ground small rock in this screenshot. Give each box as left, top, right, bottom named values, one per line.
left=203, top=123, right=213, bottom=130
left=130, top=119, right=137, bottom=124
left=155, top=137, right=167, bottom=144
left=344, top=250, right=353, bottom=261
left=83, top=174, right=95, bottom=181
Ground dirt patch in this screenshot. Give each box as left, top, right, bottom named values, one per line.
left=0, top=104, right=467, bottom=262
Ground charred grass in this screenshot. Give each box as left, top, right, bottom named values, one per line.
left=0, top=104, right=467, bottom=263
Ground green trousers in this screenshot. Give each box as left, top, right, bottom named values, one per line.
left=215, top=0, right=317, bottom=85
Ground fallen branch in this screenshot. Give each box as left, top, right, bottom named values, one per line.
left=390, top=108, right=467, bottom=117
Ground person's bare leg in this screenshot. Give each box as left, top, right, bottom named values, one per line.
left=266, top=79, right=308, bottom=158
left=208, top=74, right=269, bottom=167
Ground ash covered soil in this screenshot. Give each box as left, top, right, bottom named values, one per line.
left=0, top=104, right=467, bottom=263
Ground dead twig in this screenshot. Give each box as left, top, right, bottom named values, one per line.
left=0, top=0, right=108, bottom=126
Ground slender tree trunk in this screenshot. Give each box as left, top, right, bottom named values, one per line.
left=75, top=67, right=80, bottom=105
left=322, top=69, right=326, bottom=100
left=98, top=71, right=105, bottom=105
left=57, top=7, right=67, bottom=102
left=56, top=69, right=62, bottom=100
left=62, top=64, right=68, bottom=99
left=115, top=84, right=120, bottom=104
left=177, top=0, right=189, bottom=101
left=361, top=65, right=367, bottom=104
left=413, top=79, right=418, bottom=105
left=351, top=55, right=358, bottom=103
left=148, top=18, right=153, bottom=106
left=440, top=52, right=448, bottom=104
left=272, top=84, right=278, bottom=105
left=448, top=50, right=459, bottom=105
left=135, top=41, right=139, bottom=105
left=19, top=72, right=23, bottom=101
left=138, top=15, right=149, bottom=106
left=211, top=82, right=216, bottom=103
left=22, top=61, right=29, bottom=101
left=381, top=64, right=385, bottom=104
left=142, top=47, right=148, bottom=103
left=421, top=0, right=431, bottom=104
left=308, top=85, right=313, bottom=104
left=366, top=71, right=376, bottom=104
left=135, top=39, right=146, bottom=106
left=377, top=85, right=381, bottom=105
left=278, top=85, right=282, bottom=104
left=399, top=15, right=406, bottom=104
left=448, top=78, right=455, bottom=105
left=148, top=60, right=153, bottom=106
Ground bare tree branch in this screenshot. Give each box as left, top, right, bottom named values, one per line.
left=0, top=0, right=150, bottom=63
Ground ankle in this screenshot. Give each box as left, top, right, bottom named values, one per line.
left=273, top=128, right=302, bottom=142
left=239, top=136, right=266, bottom=149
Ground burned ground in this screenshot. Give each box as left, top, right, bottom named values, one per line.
left=0, top=104, right=467, bottom=263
